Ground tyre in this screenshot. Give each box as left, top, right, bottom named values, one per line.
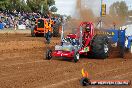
left=46, top=49, right=52, bottom=60
left=80, top=77, right=91, bottom=86
left=31, top=28, right=36, bottom=37
left=91, top=35, right=110, bottom=59
left=74, top=52, right=80, bottom=63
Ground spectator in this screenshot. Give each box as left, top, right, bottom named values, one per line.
left=0, top=11, right=40, bottom=29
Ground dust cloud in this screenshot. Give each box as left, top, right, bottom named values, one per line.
left=67, top=0, right=125, bottom=31
left=74, top=0, right=96, bottom=22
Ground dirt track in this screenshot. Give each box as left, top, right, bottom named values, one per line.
left=0, top=33, right=132, bottom=88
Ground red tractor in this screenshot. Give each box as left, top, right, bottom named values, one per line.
left=45, top=22, right=110, bottom=62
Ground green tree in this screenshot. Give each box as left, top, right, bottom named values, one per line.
left=27, top=0, right=55, bottom=14
left=0, top=0, right=24, bottom=11
left=50, top=6, right=57, bottom=12
left=109, top=1, right=128, bottom=19
left=0, top=0, right=56, bottom=13
left=0, top=0, right=9, bottom=10
left=47, top=0, right=55, bottom=7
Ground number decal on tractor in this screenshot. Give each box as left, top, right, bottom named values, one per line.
left=84, top=47, right=89, bottom=52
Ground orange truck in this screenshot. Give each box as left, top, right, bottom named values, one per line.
left=31, top=18, right=61, bottom=37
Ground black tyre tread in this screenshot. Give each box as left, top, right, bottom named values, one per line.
left=91, top=35, right=110, bottom=59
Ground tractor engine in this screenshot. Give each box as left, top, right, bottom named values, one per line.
left=55, top=34, right=80, bottom=52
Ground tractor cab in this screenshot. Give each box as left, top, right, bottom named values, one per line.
left=37, top=18, right=45, bottom=28
left=84, top=24, right=91, bottom=32
left=83, top=24, right=91, bottom=38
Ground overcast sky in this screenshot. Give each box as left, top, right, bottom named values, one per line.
left=55, top=0, right=76, bottom=16
left=55, top=0, right=132, bottom=16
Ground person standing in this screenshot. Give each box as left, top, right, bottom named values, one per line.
left=14, top=19, right=17, bottom=30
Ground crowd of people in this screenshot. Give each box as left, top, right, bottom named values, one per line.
left=0, top=10, right=42, bottom=29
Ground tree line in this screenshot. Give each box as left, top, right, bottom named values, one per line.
left=109, top=1, right=132, bottom=23
left=0, top=0, right=57, bottom=14
left=109, top=1, right=128, bottom=19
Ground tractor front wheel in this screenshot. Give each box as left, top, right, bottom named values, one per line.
left=46, top=49, right=52, bottom=60
left=74, top=52, right=80, bottom=63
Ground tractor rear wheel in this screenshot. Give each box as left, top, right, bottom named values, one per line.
left=91, top=35, right=110, bottom=59
left=74, top=52, right=80, bottom=63
left=46, top=49, right=52, bottom=60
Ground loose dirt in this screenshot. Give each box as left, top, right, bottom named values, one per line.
left=0, top=32, right=132, bottom=88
